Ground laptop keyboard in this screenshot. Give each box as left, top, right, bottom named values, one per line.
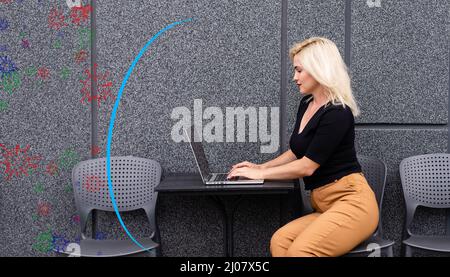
left=214, top=173, right=233, bottom=181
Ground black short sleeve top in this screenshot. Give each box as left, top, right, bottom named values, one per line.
left=289, top=95, right=362, bottom=190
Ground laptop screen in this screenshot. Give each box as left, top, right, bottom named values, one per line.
left=184, top=128, right=211, bottom=182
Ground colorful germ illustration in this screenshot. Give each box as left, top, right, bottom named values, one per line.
left=69, top=4, right=92, bottom=26
left=0, top=144, right=42, bottom=181
left=83, top=175, right=106, bottom=192
left=0, top=56, right=18, bottom=79
left=48, top=7, right=68, bottom=31
left=80, top=63, right=114, bottom=106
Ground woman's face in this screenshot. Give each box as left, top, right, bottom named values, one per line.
left=292, top=54, right=321, bottom=95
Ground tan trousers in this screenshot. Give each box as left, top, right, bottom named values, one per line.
left=270, top=172, right=379, bottom=257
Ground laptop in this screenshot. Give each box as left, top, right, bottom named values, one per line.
left=184, top=129, right=264, bottom=185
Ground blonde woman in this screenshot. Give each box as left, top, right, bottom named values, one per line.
left=227, top=37, right=379, bottom=257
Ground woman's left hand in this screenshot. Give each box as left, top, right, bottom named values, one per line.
left=227, top=167, right=265, bottom=180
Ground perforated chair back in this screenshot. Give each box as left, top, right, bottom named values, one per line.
left=400, top=153, right=450, bottom=235
left=357, top=155, right=387, bottom=235
left=72, top=156, right=162, bottom=238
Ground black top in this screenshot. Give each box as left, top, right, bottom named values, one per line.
left=289, top=95, right=361, bottom=191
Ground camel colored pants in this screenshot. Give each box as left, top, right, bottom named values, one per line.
left=270, top=172, right=379, bottom=257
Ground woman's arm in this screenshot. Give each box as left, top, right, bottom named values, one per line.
left=262, top=156, right=320, bottom=180
left=260, top=149, right=298, bottom=169
left=229, top=149, right=297, bottom=172
left=228, top=156, right=320, bottom=180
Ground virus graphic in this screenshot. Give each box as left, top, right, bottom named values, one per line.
left=83, top=175, right=106, bottom=192
left=0, top=100, right=8, bottom=112
left=21, top=39, right=30, bottom=49
left=37, top=201, right=51, bottom=217
left=53, top=39, right=61, bottom=49
left=37, top=67, right=50, bottom=80
left=78, top=27, right=91, bottom=50
left=95, top=232, right=107, bottom=240
left=60, top=67, right=70, bottom=79
left=58, top=149, right=79, bottom=170
left=74, top=235, right=81, bottom=244
left=48, top=7, right=68, bottom=31
left=0, top=18, right=8, bottom=31
left=1, top=71, right=20, bottom=95
left=75, top=49, right=88, bottom=64
left=91, top=145, right=101, bottom=156
left=80, top=64, right=114, bottom=106
left=71, top=214, right=80, bottom=224
left=45, top=160, right=59, bottom=176
left=70, top=4, right=92, bottom=26
left=0, top=144, right=41, bottom=181
left=0, top=56, right=18, bottom=79
left=34, top=182, right=44, bottom=193
left=65, top=183, right=73, bottom=193
left=25, top=66, right=37, bottom=77
left=52, top=234, right=70, bottom=254
left=32, top=229, right=53, bottom=253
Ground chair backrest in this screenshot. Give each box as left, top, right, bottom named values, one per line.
left=72, top=156, right=162, bottom=238
left=399, top=153, right=450, bottom=235
left=357, top=155, right=387, bottom=236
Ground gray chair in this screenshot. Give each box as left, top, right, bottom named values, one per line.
left=399, top=153, right=450, bottom=257
left=343, top=155, right=395, bottom=257
left=68, top=156, right=162, bottom=257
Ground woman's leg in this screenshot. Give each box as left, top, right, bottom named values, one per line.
left=270, top=212, right=321, bottom=257
left=285, top=173, right=379, bottom=257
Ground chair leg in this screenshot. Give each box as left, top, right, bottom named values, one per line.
left=386, top=245, right=394, bottom=257
left=405, top=245, right=413, bottom=257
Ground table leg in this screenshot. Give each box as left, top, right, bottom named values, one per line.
left=210, top=195, right=244, bottom=257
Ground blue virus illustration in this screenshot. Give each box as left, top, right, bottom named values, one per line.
left=0, top=56, right=17, bottom=79
left=52, top=233, right=70, bottom=253
left=0, top=19, right=8, bottom=31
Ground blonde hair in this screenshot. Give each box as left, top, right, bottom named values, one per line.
left=289, top=37, right=360, bottom=117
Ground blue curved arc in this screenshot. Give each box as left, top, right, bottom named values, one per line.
left=106, top=18, right=193, bottom=251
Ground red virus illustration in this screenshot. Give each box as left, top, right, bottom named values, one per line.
left=75, top=49, right=88, bottom=64
left=21, top=39, right=30, bottom=49
left=45, top=160, right=59, bottom=176
left=37, top=201, right=51, bottom=217
left=0, top=144, right=41, bottom=181
left=37, top=67, right=50, bottom=80
left=83, top=175, right=106, bottom=192
left=0, top=0, right=13, bottom=4
left=71, top=214, right=80, bottom=224
left=91, top=145, right=101, bottom=156
left=70, top=4, right=92, bottom=26
left=48, top=7, right=68, bottom=31
left=80, top=63, right=114, bottom=106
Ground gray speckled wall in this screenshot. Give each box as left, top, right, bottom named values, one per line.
left=352, top=0, right=448, bottom=124
left=1, top=0, right=448, bottom=257
left=351, top=0, right=449, bottom=256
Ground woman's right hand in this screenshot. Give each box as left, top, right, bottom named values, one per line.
left=229, top=161, right=264, bottom=172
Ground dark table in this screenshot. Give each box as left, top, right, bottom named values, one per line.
left=155, top=173, right=301, bottom=257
